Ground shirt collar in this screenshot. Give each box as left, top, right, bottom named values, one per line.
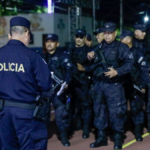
left=103, top=40, right=116, bottom=48
left=7, top=39, right=26, bottom=46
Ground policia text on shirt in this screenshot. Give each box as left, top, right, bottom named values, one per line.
left=0, top=63, right=25, bottom=72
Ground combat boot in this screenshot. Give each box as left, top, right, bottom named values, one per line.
left=82, top=123, right=90, bottom=138
left=147, top=120, right=150, bottom=133
left=114, top=131, right=122, bottom=150
left=134, top=124, right=143, bottom=141
left=90, top=129, right=108, bottom=148
left=60, top=131, right=70, bottom=147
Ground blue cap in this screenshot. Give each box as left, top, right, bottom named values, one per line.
left=10, top=16, right=33, bottom=42
left=10, top=16, right=30, bottom=29
left=117, top=30, right=134, bottom=39
left=86, top=34, right=92, bottom=41
left=133, top=24, right=147, bottom=32
left=75, top=29, right=86, bottom=36
left=103, top=22, right=116, bottom=32
left=93, top=28, right=104, bottom=35
left=45, top=34, right=58, bottom=41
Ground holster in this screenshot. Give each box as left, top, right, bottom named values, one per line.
left=33, top=96, right=51, bottom=125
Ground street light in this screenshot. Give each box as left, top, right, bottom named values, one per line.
left=144, top=15, right=149, bottom=22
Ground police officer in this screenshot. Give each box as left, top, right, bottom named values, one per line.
left=44, top=34, right=73, bottom=146
left=118, top=30, right=149, bottom=141
left=85, top=34, right=93, bottom=47
left=0, top=16, right=51, bottom=150
left=133, top=24, right=150, bottom=132
left=67, top=29, right=93, bottom=139
left=89, top=22, right=133, bottom=150
left=87, top=28, right=104, bottom=59
left=133, top=24, right=148, bottom=55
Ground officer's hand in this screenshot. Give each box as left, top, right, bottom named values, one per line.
left=77, top=63, right=85, bottom=71
left=141, top=89, right=146, bottom=94
left=104, top=68, right=118, bottom=78
left=87, top=51, right=95, bottom=61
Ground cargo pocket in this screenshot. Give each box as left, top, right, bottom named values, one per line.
left=116, top=102, right=127, bottom=118
left=30, top=127, right=48, bottom=150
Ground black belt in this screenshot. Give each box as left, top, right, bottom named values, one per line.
left=4, top=100, right=36, bottom=110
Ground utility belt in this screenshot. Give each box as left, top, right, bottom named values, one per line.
left=95, top=76, right=121, bottom=84
left=0, top=96, right=51, bottom=126
left=0, top=99, right=36, bottom=111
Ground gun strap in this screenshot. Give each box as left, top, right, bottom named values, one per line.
left=101, top=41, right=121, bottom=67
left=4, top=100, right=36, bottom=110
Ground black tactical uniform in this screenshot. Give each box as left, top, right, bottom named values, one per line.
left=44, top=34, right=74, bottom=146
left=133, top=24, right=150, bottom=132
left=118, top=30, right=149, bottom=141
left=67, top=29, right=93, bottom=139
left=90, top=23, right=133, bottom=150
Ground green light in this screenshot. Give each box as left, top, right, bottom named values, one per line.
left=43, top=7, right=48, bottom=13
left=37, top=9, right=42, bottom=13
left=14, top=6, right=17, bottom=13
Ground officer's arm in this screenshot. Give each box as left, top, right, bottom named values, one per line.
left=62, top=56, right=74, bottom=84
left=33, top=53, right=52, bottom=91
left=137, top=52, right=149, bottom=89
left=115, top=45, right=133, bottom=76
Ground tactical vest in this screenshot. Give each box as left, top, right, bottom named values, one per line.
left=102, top=41, right=121, bottom=68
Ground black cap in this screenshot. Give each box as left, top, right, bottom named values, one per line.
left=103, top=22, right=116, bottom=32
left=86, top=34, right=92, bottom=41
left=93, top=28, right=104, bottom=35
left=45, top=34, right=58, bottom=41
left=133, top=24, right=147, bottom=32
left=10, top=16, right=33, bottom=42
left=117, top=30, right=134, bottom=39
left=75, top=29, right=86, bottom=36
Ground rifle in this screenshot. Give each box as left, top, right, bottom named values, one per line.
left=42, top=72, right=66, bottom=97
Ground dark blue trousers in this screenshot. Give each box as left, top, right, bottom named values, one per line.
left=0, top=107, right=47, bottom=150
left=74, top=82, right=92, bottom=124
left=52, top=93, right=69, bottom=132
left=124, top=85, right=144, bottom=124
left=92, top=81, right=127, bottom=133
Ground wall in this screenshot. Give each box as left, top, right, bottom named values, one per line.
left=0, top=13, right=92, bottom=52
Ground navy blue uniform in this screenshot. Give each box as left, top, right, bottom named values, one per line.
left=0, top=40, right=51, bottom=150
left=124, top=47, right=149, bottom=125
left=92, top=40, right=133, bottom=132
left=68, top=45, right=93, bottom=134
left=47, top=49, right=73, bottom=132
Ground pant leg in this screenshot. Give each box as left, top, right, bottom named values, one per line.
left=92, top=82, right=108, bottom=129
left=146, top=83, right=150, bottom=120
left=0, top=107, right=48, bottom=150
left=52, top=93, right=69, bottom=132
left=103, top=82, right=127, bottom=133
left=130, top=98, right=144, bottom=124
left=75, top=82, right=92, bottom=124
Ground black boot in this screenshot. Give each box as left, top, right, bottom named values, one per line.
left=134, top=124, right=143, bottom=142
left=60, top=132, right=70, bottom=147
left=82, top=123, right=90, bottom=139
left=114, top=131, right=122, bottom=150
left=147, top=120, right=150, bottom=133
left=90, top=129, right=108, bottom=148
